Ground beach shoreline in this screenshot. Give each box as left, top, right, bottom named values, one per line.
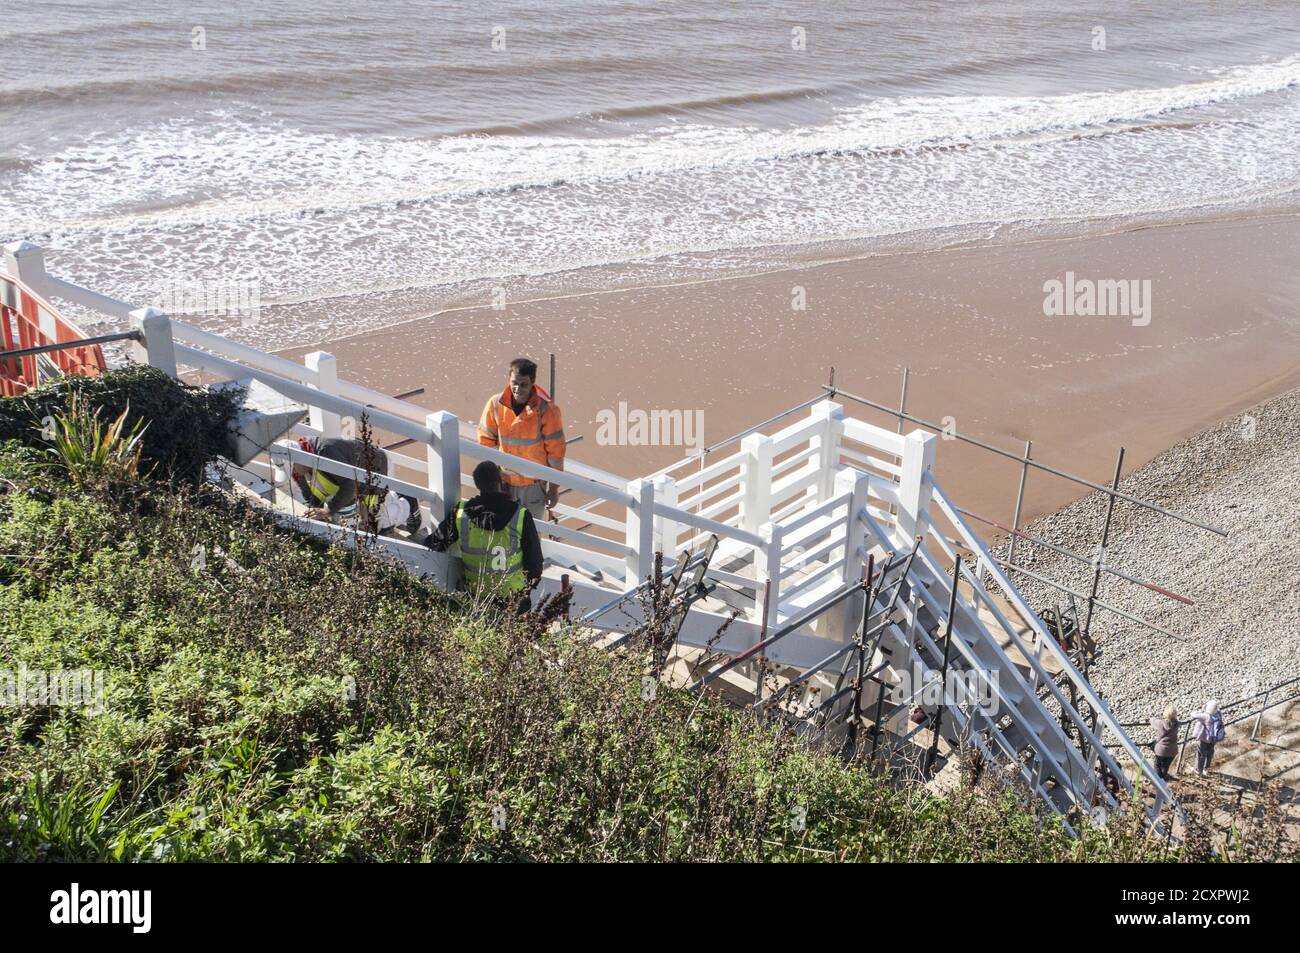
left=276, top=210, right=1300, bottom=536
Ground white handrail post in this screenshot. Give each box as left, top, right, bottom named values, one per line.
left=835, top=466, right=871, bottom=585
left=896, top=428, right=937, bottom=546
left=427, top=411, right=460, bottom=526
left=653, top=474, right=679, bottom=559
left=740, top=432, right=774, bottom=532
left=128, top=307, right=177, bottom=378
left=2, top=241, right=50, bottom=295
left=625, top=478, right=656, bottom=585
left=826, top=466, right=871, bottom=638
left=810, top=399, right=845, bottom=502
left=756, top=521, right=783, bottom=628
left=305, top=351, right=341, bottom=439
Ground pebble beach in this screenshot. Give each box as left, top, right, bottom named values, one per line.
left=993, top=388, right=1299, bottom=721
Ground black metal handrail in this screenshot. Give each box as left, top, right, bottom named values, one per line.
left=0, top=330, right=139, bottom=362
left=1117, top=674, right=1300, bottom=730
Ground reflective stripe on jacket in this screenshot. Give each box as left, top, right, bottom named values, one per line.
left=305, top=468, right=342, bottom=506
left=305, top=471, right=380, bottom=514
left=457, top=499, right=528, bottom=595
left=299, top=438, right=387, bottom=516
left=478, top=385, right=565, bottom=487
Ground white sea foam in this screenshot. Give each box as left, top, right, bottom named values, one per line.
left=10, top=55, right=1300, bottom=229
left=5, top=56, right=1299, bottom=345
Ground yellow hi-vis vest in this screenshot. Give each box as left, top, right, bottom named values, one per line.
left=305, top=468, right=379, bottom=518
left=457, top=500, right=527, bottom=595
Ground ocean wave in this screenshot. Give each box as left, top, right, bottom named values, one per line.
left=5, top=53, right=1298, bottom=234
left=0, top=50, right=686, bottom=112
left=6, top=51, right=1300, bottom=347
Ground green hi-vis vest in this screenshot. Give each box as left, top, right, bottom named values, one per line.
left=457, top=500, right=527, bottom=595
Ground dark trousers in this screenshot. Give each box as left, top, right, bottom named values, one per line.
left=1196, top=742, right=1216, bottom=773
left=1154, top=755, right=1174, bottom=780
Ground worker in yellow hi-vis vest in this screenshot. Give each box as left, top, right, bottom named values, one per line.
left=427, top=460, right=543, bottom=613
left=290, top=436, right=419, bottom=534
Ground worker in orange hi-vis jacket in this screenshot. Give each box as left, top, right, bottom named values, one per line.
left=477, top=357, right=565, bottom=522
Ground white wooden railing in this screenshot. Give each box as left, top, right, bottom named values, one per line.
left=4, top=240, right=929, bottom=625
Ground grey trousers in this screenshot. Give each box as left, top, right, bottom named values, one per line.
left=509, top=481, right=548, bottom=521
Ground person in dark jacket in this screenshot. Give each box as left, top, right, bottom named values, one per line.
left=427, top=460, right=543, bottom=613
left=291, top=436, right=422, bottom=534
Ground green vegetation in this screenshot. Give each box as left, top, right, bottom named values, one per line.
left=0, top=369, right=1271, bottom=862
left=0, top=364, right=240, bottom=483
left=41, top=392, right=149, bottom=490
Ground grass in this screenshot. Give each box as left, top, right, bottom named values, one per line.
left=0, top=441, right=1170, bottom=863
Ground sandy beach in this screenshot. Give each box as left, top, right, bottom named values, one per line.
left=280, top=211, right=1300, bottom=536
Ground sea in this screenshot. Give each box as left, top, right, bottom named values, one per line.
left=2, top=0, right=1298, bottom=347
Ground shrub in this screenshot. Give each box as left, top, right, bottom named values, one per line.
left=42, top=392, right=149, bottom=490
left=0, top=443, right=1228, bottom=863
left=0, top=365, right=241, bottom=483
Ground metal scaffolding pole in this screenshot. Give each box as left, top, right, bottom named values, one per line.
left=1083, top=448, right=1125, bottom=641
left=925, top=555, right=962, bottom=775
left=896, top=367, right=910, bottom=437
left=1007, top=438, right=1032, bottom=568
left=820, top=383, right=1227, bottom=538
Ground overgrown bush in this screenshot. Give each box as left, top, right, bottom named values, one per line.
left=0, top=366, right=241, bottom=483
left=0, top=443, right=1269, bottom=862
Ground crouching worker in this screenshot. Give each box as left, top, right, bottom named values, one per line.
left=291, top=436, right=417, bottom=533
left=427, top=460, right=543, bottom=614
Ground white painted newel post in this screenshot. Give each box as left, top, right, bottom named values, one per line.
left=128, top=307, right=177, bottom=378
left=3, top=241, right=50, bottom=295
left=827, top=466, right=871, bottom=638
left=756, top=521, right=783, bottom=630
left=835, top=466, right=871, bottom=584
left=653, top=474, right=679, bottom=561
left=426, top=411, right=460, bottom=526
left=740, top=431, right=774, bottom=533
left=624, top=478, right=656, bottom=586
left=896, top=428, right=936, bottom=546
left=810, top=399, right=846, bottom=502
left=427, top=411, right=461, bottom=592
left=304, top=351, right=341, bottom=439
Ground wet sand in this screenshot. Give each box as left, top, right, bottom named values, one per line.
left=279, top=213, right=1300, bottom=533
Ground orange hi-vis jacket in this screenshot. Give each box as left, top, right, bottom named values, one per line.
left=478, top=384, right=566, bottom=487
